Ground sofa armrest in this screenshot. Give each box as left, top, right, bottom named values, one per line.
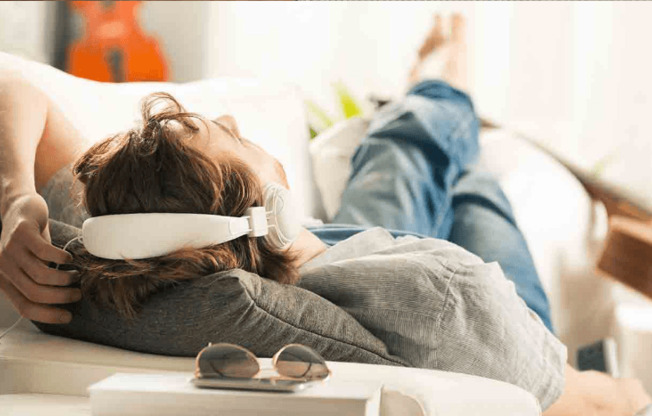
left=0, top=328, right=540, bottom=415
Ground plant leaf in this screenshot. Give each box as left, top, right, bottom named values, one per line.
left=309, top=126, right=319, bottom=140
left=591, top=152, right=617, bottom=178
left=305, top=99, right=334, bottom=134
left=334, top=81, right=363, bottom=119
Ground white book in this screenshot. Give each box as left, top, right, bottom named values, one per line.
left=88, top=372, right=382, bottom=416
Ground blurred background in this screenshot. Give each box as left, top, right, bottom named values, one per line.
left=1, top=1, right=650, bottom=207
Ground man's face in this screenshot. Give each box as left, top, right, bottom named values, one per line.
left=192, top=115, right=290, bottom=189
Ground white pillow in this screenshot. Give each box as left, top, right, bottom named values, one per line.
left=309, top=117, right=370, bottom=220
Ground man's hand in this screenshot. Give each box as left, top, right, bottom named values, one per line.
left=545, top=365, right=652, bottom=416
left=0, top=193, right=81, bottom=324
left=585, top=371, right=651, bottom=416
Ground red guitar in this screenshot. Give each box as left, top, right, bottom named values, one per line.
left=67, top=1, right=169, bottom=82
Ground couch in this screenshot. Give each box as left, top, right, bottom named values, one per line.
left=0, top=51, right=620, bottom=415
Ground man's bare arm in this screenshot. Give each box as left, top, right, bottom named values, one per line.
left=0, top=73, right=87, bottom=324
left=0, top=76, right=42, bottom=212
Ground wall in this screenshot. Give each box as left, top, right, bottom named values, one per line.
left=0, top=1, right=55, bottom=63
left=494, top=2, right=652, bottom=199
left=0, top=1, right=210, bottom=83
left=205, top=2, right=466, bottom=116
left=139, top=1, right=211, bottom=82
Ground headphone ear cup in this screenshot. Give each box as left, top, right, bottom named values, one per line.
left=263, top=183, right=301, bottom=249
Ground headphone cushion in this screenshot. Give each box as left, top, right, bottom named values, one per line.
left=263, top=183, right=301, bottom=249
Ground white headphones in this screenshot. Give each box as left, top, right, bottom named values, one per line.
left=81, top=183, right=301, bottom=260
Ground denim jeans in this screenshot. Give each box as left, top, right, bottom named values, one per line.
left=308, top=80, right=554, bottom=332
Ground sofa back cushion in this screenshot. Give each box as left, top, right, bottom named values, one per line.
left=0, top=51, right=317, bottom=218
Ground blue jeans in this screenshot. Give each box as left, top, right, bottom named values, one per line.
left=308, top=80, right=554, bottom=332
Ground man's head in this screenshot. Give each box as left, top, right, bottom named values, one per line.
left=192, top=112, right=290, bottom=190
left=72, top=92, right=298, bottom=318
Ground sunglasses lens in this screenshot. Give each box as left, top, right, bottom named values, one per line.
left=275, top=345, right=330, bottom=380
left=197, top=344, right=259, bottom=379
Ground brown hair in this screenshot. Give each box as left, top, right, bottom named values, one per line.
left=72, top=92, right=299, bottom=319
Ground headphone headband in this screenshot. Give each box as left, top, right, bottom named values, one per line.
left=80, top=182, right=301, bottom=260
left=82, top=207, right=268, bottom=260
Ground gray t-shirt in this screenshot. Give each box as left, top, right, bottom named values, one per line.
left=40, top=166, right=566, bottom=409
left=299, top=228, right=566, bottom=409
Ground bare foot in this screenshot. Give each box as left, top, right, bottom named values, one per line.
left=417, top=15, right=446, bottom=61
left=408, top=13, right=468, bottom=91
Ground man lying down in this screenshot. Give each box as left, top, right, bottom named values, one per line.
left=0, top=14, right=649, bottom=416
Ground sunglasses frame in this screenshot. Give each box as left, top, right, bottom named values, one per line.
left=194, top=342, right=331, bottom=383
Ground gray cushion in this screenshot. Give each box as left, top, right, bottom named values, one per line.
left=36, top=219, right=406, bottom=366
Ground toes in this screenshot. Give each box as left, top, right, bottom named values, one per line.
left=434, top=14, right=443, bottom=33
left=418, top=13, right=446, bottom=59
left=432, top=14, right=445, bottom=42
left=450, top=13, right=466, bottom=43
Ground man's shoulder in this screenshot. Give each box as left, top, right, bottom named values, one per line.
left=300, top=227, right=395, bottom=272
left=301, top=226, right=484, bottom=274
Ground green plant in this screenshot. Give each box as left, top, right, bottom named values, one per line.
left=306, top=81, right=365, bottom=139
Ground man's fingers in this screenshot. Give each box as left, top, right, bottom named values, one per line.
left=19, top=302, right=72, bottom=325
left=621, top=378, right=652, bottom=412
left=5, top=262, right=81, bottom=305
left=17, top=249, right=79, bottom=286
left=0, top=275, right=72, bottom=324
left=21, top=226, right=73, bottom=265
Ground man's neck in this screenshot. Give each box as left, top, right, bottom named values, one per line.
left=289, top=228, right=328, bottom=269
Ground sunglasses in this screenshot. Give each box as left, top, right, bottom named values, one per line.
left=195, top=343, right=331, bottom=382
